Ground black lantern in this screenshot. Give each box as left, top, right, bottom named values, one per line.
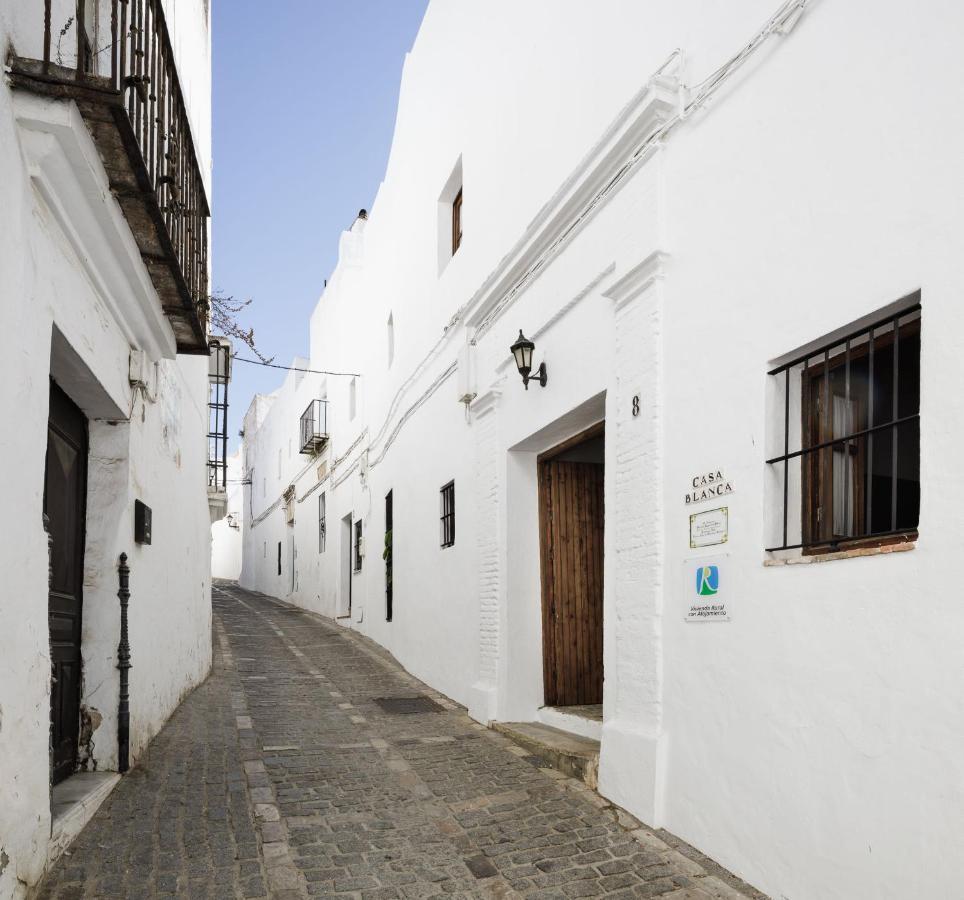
left=510, top=330, right=547, bottom=390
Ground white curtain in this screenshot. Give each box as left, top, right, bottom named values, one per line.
left=832, top=396, right=857, bottom=536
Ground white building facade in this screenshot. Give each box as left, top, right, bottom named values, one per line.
left=0, top=1, right=218, bottom=896
left=239, top=2, right=964, bottom=898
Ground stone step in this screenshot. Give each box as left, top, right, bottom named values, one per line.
left=493, top=721, right=600, bottom=788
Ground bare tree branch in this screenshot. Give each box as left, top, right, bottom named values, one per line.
left=204, top=292, right=274, bottom=364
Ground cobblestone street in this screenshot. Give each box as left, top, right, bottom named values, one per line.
left=37, top=583, right=765, bottom=900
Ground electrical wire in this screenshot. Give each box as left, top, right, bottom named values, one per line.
left=232, top=355, right=361, bottom=378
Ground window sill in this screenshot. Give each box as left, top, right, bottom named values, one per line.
left=764, top=541, right=915, bottom=567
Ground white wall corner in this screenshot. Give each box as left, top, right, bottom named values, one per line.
left=602, top=250, right=669, bottom=313
left=469, top=384, right=503, bottom=420
left=597, top=720, right=668, bottom=827
left=468, top=682, right=498, bottom=725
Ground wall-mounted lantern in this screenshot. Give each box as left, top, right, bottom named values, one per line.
left=510, top=330, right=547, bottom=390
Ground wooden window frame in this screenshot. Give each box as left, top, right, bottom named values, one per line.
left=440, top=481, right=455, bottom=548
left=451, top=189, right=463, bottom=255
left=796, top=316, right=920, bottom=554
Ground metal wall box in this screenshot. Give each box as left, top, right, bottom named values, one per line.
left=134, top=500, right=152, bottom=545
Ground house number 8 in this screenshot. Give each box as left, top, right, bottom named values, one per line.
left=632, top=395, right=640, bottom=417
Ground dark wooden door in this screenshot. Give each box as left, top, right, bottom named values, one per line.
left=538, top=458, right=604, bottom=706
left=45, top=381, right=88, bottom=785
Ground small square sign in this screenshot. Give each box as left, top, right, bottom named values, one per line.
left=684, top=556, right=729, bottom=622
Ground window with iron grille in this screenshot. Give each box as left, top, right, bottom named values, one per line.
left=354, top=520, right=363, bottom=572
left=440, top=481, right=455, bottom=548
left=277, top=541, right=282, bottom=576
left=766, top=303, right=920, bottom=554
left=318, top=492, right=326, bottom=553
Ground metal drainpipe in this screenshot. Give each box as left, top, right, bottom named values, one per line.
left=117, top=552, right=131, bottom=773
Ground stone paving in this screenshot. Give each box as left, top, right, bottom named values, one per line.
left=36, top=581, right=767, bottom=900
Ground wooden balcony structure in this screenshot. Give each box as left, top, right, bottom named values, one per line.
left=8, top=0, right=210, bottom=354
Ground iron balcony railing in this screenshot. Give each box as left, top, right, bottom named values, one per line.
left=207, top=340, right=230, bottom=492
left=300, top=399, right=329, bottom=455
left=10, top=0, right=210, bottom=353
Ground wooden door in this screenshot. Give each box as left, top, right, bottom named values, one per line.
left=538, top=456, right=604, bottom=706
left=45, top=381, right=88, bottom=785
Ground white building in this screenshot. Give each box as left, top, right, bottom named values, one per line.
left=211, top=447, right=244, bottom=580
left=0, top=1, right=220, bottom=896
left=238, top=2, right=964, bottom=898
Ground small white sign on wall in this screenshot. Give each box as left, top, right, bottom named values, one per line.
left=689, top=506, right=728, bottom=549
left=684, top=555, right=730, bottom=622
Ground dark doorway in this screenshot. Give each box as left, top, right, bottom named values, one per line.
left=44, top=381, right=88, bottom=785
left=538, top=422, right=604, bottom=707
left=385, top=490, right=393, bottom=622
left=339, top=513, right=353, bottom=618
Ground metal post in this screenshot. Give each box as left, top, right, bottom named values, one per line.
left=44, top=513, right=54, bottom=775
left=117, top=552, right=132, bottom=774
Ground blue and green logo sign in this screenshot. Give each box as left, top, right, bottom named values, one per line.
left=696, top=565, right=719, bottom=596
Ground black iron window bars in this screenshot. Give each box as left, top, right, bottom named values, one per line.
left=766, top=303, right=921, bottom=553
left=300, top=399, right=329, bottom=454
left=440, top=481, right=455, bottom=548
left=354, top=520, right=363, bottom=572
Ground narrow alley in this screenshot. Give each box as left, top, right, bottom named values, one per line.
left=35, top=584, right=761, bottom=900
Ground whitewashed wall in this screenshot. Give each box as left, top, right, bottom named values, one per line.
left=0, top=4, right=213, bottom=896
left=239, top=2, right=964, bottom=899
left=211, top=448, right=243, bottom=580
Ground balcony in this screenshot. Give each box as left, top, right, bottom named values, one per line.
left=300, top=399, right=329, bottom=455
left=7, top=0, right=209, bottom=354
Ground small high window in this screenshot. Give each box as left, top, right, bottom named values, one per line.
left=452, top=188, right=463, bottom=255
left=767, top=302, right=920, bottom=554
left=440, top=481, right=455, bottom=548
left=437, top=156, right=463, bottom=274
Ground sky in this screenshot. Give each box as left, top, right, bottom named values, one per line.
left=212, top=0, right=429, bottom=454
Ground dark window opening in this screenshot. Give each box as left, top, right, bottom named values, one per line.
left=385, top=490, right=393, bottom=622
left=767, top=303, right=920, bottom=553
left=440, top=481, right=455, bottom=548
left=277, top=541, right=282, bottom=575
left=354, top=520, right=363, bottom=573
left=452, top=189, right=463, bottom=255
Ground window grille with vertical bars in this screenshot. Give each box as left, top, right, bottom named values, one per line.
left=766, top=303, right=920, bottom=553
left=440, top=481, right=455, bottom=548
left=354, top=520, right=363, bottom=572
